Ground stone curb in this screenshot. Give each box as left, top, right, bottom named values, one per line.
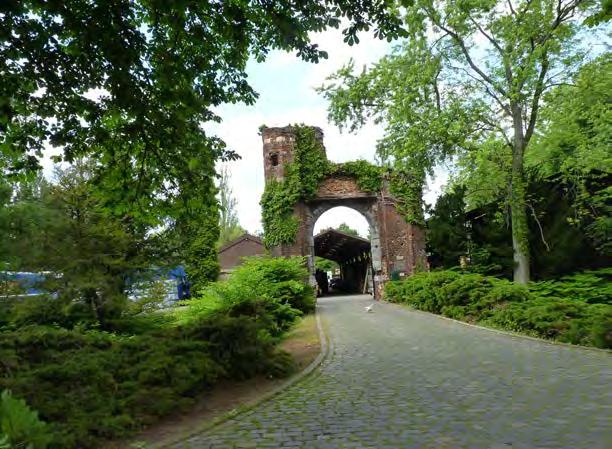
left=156, top=307, right=331, bottom=448
left=385, top=300, right=611, bottom=354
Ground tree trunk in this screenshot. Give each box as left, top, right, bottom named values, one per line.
left=510, top=112, right=531, bottom=284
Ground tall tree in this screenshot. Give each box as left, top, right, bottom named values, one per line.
left=1, top=1, right=405, bottom=286
left=337, top=223, right=361, bottom=237
left=0, top=162, right=145, bottom=325
left=321, top=0, right=606, bottom=283
left=453, top=54, right=611, bottom=254
left=426, top=186, right=469, bottom=268
left=217, top=166, right=245, bottom=247
left=529, top=55, right=612, bottom=254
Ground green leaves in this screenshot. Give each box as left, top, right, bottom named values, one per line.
left=1, top=0, right=407, bottom=293
left=0, top=0, right=405, bottom=179
left=330, top=160, right=383, bottom=192
left=527, top=56, right=611, bottom=254
left=385, top=269, right=612, bottom=348
left=0, top=390, right=50, bottom=449
left=321, top=0, right=607, bottom=282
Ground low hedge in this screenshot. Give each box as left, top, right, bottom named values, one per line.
left=384, top=269, right=612, bottom=349
left=0, top=256, right=313, bottom=448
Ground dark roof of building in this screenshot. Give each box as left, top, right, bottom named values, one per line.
left=314, top=229, right=371, bottom=264
left=218, top=233, right=264, bottom=254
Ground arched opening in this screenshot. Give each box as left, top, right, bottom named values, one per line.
left=310, top=206, right=376, bottom=296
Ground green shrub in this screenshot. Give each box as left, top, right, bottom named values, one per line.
left=384, top=270, right=460, bottom=312
left=176, top=285, right=301, bottom=339
left=230, top=256, right=315, bottom=313
left=385, top=270, right=611, bottom=348
left=483, top=298, right=612, bottom=347
left=439, top=275, right=530, bottom=321
left=7, top=296, right=76, bottom=328
left=0, top=317, right=293, bottom=447
left=0, top=325, right=223, bottom=447
left=176, top=256, right=312, bottom=338
left=529, top=268, right=612, bottom=305
left=0, top=256, right=313, bottom=447
left=0, top=389, right=51, bottom=449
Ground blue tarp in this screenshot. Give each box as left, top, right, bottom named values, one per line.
left=2, top=266, right=191, bottom=300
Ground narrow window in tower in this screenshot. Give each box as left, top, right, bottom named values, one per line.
left=270, top=153, right=279, bottom=167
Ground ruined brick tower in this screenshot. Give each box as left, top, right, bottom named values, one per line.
left=261, top=125, right=426, bottom=297
left=262, top=125, right=325, bottom=181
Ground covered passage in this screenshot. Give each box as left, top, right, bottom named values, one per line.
left=314, top=229, right=373, bottom=295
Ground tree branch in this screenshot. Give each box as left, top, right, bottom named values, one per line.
left=451, top=65, right=512, bottom=116
left=543, top=81, right=576, bottom=89
left=426, top=10, right=508, bottom=98
left=433, top=67, right=442, bottom=112
left=525, top=51, right=549, bottom=143
left=467, top=14, right=504, bottom=56
left=507, top=0, right=517, bottom=16
left=481, top=116, right=513, bottom=149
left=528, top=202, right=550, bottom=251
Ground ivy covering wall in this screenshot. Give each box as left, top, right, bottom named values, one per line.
left=260, top=125, right=423, bottom=248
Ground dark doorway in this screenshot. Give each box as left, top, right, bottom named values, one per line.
left=314, top=229, right=372, bottom=295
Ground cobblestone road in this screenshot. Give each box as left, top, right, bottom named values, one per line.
left=173, top=295, right=611, bottom=449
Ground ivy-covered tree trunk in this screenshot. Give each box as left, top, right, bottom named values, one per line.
left=510, top=110, right=530, bottom=284
left=183, top=204, right=221, bottom=292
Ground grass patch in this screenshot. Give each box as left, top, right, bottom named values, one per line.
left=280, top=314, right=320, bottom=370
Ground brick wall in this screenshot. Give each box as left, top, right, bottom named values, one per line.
left=260, top=125, right=427, bottom=294
left=219, top=237, right=265, bottom=271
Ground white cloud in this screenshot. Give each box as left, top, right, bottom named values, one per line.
left=423, top=165, right=450, bottom=208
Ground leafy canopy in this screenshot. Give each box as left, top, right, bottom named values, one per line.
left=320, top=0, right=607, bottom=282
left=1, top=0, right=406, bottom=291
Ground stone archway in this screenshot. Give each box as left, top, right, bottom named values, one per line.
left=306, top=198, right=381, bottom=280
left=261, top=126, right=426, bottom=298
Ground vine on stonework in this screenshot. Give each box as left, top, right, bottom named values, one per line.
left=389, top=170, right=425, bottom=226
left=330, top=160, right=384, bottom=193
left=261, top=125, right=327, bottom=248
left=261, top=125, right=423, bottom=247
left=260, top=179, right=300, bottom=247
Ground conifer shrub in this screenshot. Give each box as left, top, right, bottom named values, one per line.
left=0, top=256, right=310, bottom=448
left=0, top=389, right=51, bottom=449
left=384, top=269, right=611, bottom=348
left=528, top=268, right=612, bottom=305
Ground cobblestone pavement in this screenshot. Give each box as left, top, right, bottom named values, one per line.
left=173, top=295, right=611, bottom=449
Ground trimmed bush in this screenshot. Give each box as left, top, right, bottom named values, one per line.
left=483, top=299, right=612, bottom=348
left=384, top=270, right=611, bottom=349
left=384, top=270, right=460, bottom=313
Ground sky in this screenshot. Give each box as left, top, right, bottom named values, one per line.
left=208, top=27, right=448, bottom=238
